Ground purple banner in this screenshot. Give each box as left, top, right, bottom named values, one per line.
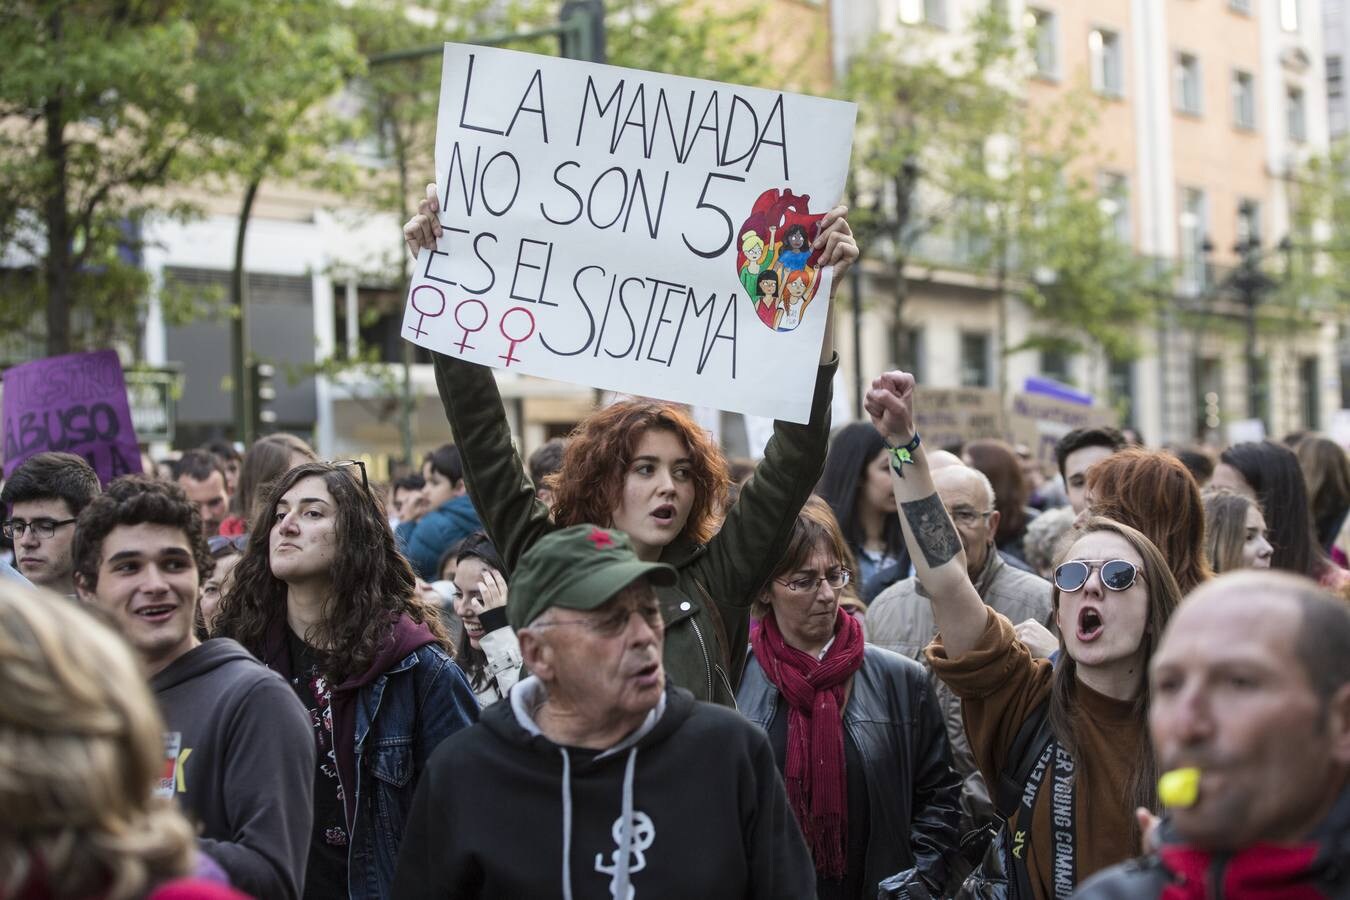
left=3, top=350, right=144, bottom=487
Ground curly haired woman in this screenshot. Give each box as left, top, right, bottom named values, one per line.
left=403, top=183, right=859, bottom=705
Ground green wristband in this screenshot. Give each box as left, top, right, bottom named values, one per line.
left=884, top=433, right=921, bottom=474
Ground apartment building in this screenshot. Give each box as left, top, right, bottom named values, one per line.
left=831, top=0, right=1339, bottom=445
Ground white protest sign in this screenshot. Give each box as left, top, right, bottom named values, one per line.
left=402, top=44, right=857, bottom=423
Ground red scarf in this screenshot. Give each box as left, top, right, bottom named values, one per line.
left=750, top=608, right=865, bottom=878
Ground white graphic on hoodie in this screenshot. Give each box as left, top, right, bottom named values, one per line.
left=594, top=811, right=654, bottom=900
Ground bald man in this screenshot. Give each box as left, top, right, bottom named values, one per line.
left=1076, top=571, right=1350, bottom=897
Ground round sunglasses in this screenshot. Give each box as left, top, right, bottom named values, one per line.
left=1053, top=559, right=1139, bottom=593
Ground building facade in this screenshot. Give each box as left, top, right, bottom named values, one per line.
left=831, top=0, right=1339, bottom=446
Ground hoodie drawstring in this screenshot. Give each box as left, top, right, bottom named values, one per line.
left=615, top=747, right=639, bottom=899
left=558, top=744, right=642, bottom=900
left=560, top=747, right=574, bottom=900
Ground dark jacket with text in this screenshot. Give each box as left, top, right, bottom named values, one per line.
left=391, top=679, right=817, bottom=899
left=151, top=639, right=316, bottom=900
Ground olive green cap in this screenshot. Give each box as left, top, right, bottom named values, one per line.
left=507, top=525, right=678, bottom=631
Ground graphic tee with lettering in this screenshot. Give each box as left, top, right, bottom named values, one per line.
left=287, top=630, right=350, bottom=900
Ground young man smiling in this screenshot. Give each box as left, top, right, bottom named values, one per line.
left=73, top=476, right=315, bottom=900
left=1, top=451, right=101, bottom=596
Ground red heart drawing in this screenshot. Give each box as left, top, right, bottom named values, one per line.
left=735, top=188, right=826, bottom=333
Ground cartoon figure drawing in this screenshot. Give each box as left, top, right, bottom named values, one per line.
left=734, top=188, right=827, bottom=333
left=774, top=268, right=816, bottom=332
left=776, top=224, right=813, bottom=272
left=738, top=226, right=778, bottom=301
left=755, top=269, right=781, bottom=329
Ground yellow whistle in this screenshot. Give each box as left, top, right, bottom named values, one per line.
left=1158, top=767, right=1201, bottom=808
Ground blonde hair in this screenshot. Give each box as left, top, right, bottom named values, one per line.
left=741, top=231, right=765, bottom=257
left=0, top=585, right=194, bottom=898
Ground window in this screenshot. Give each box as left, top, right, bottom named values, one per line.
left=1281, top=0, right=1300, bottom=31
left=333, top=284, right=433, bottom=365
left=1237, top=198, right=1262, bottom=249
left=1027, top=8, right=1058, bottom=78
left=1098, top=172, right=1131, bottom=244
left=1090, top=28, right=1124, bottom=97
left=1332, top=57, right=1346, bottom=136
left=1179, top=187, right=1208, bottom=294
left=899, top=0, right=946, bottom=27
left=1041, top=348, right=1071, bottom=383
left=1232, top=70, right=1256, bottom=129
left=1287, top=86, right=1307, bottom=141
left=960, top=332, right=992, bottom=388
left=1109, top=358, right=1137, bottom=430
left=1300, top=356, right=1320, bottom=430
left=1175, top=53, right=1202, bottom=115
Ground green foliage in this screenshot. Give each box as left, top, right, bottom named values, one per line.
left=842, top=9, right=1156, bottom=369
left=1281, top=138, right=1350, bottom=317
left=0, top=0, right=362, bottom=355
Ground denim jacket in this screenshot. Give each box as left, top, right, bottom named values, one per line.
left=257, top=620, right=479, bottom=900
left=344, top=642, right=478, bottom=900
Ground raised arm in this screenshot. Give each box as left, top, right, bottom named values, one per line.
left=863, top=371, right=989, bottom=658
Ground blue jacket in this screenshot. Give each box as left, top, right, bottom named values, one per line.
left=260, top=618, right=480, bottom=900
left=396, top=495, right=482, bottom=580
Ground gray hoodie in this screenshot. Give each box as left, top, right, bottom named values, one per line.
left=151, top=638, right=316, bottom=900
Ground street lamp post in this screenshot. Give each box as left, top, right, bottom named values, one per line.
left=1229, top=237, right=1277, bottom=422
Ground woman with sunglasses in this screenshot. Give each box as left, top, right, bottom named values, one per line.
left=737, top=496, right=961, bottom=898
left=404, top=184, right=858, bottom=706
left=865, top=371, right=1180, bottom=899
left=214, top=461, right=479, bottom=900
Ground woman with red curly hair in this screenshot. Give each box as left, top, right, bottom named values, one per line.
left=405, top=184, right=859, bottom=705
left=1083, top=448, right=1214, bottom=595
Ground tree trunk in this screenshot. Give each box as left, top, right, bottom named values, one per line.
left=387, top=100, right=416, bottom=468
left=42, top=8, right=71, bottom=356
left=231, top=174, right=262, bottom=443
left=888, top=170, right=916, bottom=369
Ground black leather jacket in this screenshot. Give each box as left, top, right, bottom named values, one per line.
left=738, top=644, right=963, bottom=895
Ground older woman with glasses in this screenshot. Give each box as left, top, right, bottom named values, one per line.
left=737, top=496, right=961, bottom=899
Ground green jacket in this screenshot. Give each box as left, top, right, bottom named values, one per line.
left=431, top=352, right=837, bottom=706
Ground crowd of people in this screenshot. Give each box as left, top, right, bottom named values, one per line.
left=2, top=192, right=1349, bottom=900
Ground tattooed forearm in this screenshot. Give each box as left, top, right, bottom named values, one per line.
left=902, top=494, right=963, bottom=569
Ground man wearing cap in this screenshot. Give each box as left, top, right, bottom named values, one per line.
left=391, top=524, right=816, bottom=900
left=1074, top=570, right=1350, bottom=897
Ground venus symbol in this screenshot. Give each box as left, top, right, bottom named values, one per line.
left=452, top=299, right=489, bottom=353
left=407, top=285, right=446, bottom=339
left=498, top=307, right=537, bottom=367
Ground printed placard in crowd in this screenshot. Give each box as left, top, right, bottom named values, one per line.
left=2, top=350, right=145, bottom=486
left=402, top=43, right=857, bottom=423
left=1008, top=391, right=1117, bottom=468
left=914, top=386, right=1005, bottom=451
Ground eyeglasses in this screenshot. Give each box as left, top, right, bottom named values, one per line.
left=533, top=603, right=666, bottom=638
left=1053, top=559, right=1139, bottom=593
left=332, top=459, right=370, bottom=494
left=3, top=518, right=77, bottom=540
left=208, top=534, right=249, bottom=557
left=775, top=567, right=851, bottom=594
left=950, top=509, right=994, bottom=527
